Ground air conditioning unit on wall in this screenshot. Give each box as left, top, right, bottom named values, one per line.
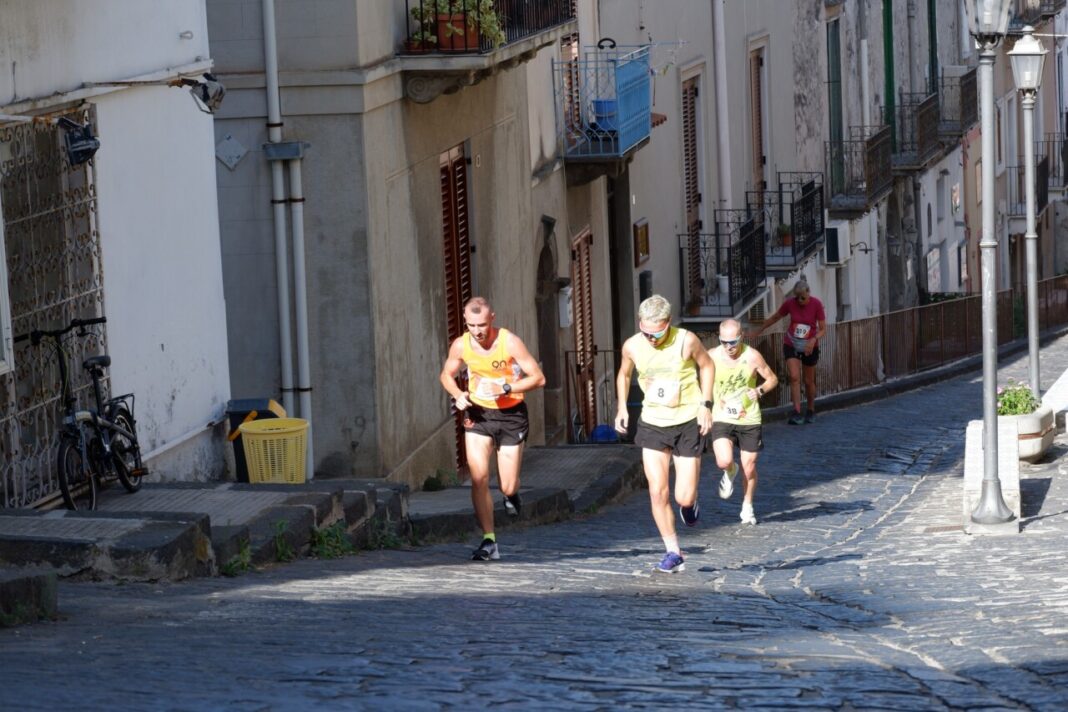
left=823, top=220, right=851, bottom=266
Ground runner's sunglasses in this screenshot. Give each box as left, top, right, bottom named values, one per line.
left=640, top=326, right=668, bottom=341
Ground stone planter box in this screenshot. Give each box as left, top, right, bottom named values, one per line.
left=1002, top=404, right=1055, bottom=463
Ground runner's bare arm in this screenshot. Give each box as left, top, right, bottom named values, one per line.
left=748, top=349, right=778, bottom=400
left=506, top=333, right=547, bottom=394
left=751, top=307, right=785, bottom=340
left=804, top=318, right=826, bottom=356
left=439, top=338, right=472, bottom=410
left=614, top=341, right=636, bottom=433
left=686, top=332, right=715, bottom=435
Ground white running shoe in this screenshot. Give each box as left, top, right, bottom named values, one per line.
left=718, top=463, right=738, bottom=499
left=740, top=501, right=757, bottom=525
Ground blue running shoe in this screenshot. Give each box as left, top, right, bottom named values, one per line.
left=656, top=551, right=685, bottom=573
left=679, top=502, right=700, bottom=526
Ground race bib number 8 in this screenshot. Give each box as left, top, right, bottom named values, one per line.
left=645, top=379, right=681, bottom=407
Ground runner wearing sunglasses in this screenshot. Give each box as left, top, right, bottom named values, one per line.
left=752, top=278, right=825, bottom=424
left=708, top=319, right=778, bottom=525
left=614, top=295, right=715, bottom=574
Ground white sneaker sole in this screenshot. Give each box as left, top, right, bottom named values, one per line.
left=718, top=469, right=736, bottom=499
left=655, top=563, right=685, bottom=574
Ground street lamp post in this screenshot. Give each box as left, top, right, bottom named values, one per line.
left=1009, top=26, right=1047, bottom=401
left=965, top=0, right=1015, bottom=525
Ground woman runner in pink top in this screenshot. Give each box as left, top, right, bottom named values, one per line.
left=753, top=278, right=826, bottom=425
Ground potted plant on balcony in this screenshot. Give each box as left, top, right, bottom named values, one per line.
left=435, top=0, right=506, bottom=52
left=997, top=379, right=1055, bottom=462
left=405, top=4, right=439, bottom=53
left=776, top=223, right=793, bottom=248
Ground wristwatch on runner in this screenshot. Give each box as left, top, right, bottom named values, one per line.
left=702, top=400, right=713, bottom=409
left=502, top=383, right=512, bottom=395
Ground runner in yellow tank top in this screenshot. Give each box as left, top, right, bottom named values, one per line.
left=708, top=318, right=778, bottom=526
left=614, top=295, right=715, bottom=574
left=440, top=297, right=546, bottom=562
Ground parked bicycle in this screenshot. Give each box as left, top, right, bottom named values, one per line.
left=14, top=316, right=146, bottom=510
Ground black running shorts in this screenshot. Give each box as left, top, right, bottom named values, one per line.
left=634, top=418, right=703, bottom=457
left=782, top=343, right=820, bottom=367
left=463, top=403, right=528, bottom=448
left=710, top=421, right=764, bottom=452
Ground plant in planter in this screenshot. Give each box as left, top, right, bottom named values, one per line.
left=434, top=0, right=506, bottom=52
left=405, top=6, right=439, bottom=53
left=997, top=379, right=1054, bottom=462
left=775, top=223, right=793, bottom=247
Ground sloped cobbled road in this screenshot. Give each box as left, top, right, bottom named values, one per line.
left=4, top=340, right=1068, bottom=710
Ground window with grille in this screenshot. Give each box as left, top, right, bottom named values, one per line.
left=0, top=107, right=105, bottom=508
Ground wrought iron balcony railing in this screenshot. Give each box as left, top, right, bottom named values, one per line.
left=402, top=0, right=574, bottom=54
left=892, top=91, right=940, bottom=170
left=1042, top=0, right=1066, bottom=17
left=1005, top=155, right=1050, bottom=217
left=1009, top=0, right=1044, bottom=32
left=1040, top=134, right=1068, bottom=189
left=939, top=68, right=978, bottom=137
left=745, top=172, right=825, bottom=272
left=679, top=215, right=767, bottom=319
left=826, top=125, right=893, bottom=215
left=555, top=44, right=652, bottom=160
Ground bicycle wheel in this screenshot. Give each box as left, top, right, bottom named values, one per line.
left=110, top=407, right=144, bottom=493
left=57, top=437, right=97, bottom=511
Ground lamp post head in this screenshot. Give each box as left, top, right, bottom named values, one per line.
left=1009, top=26, right=1047, bottom=93
left=964, top=0, right=1013, bottom=42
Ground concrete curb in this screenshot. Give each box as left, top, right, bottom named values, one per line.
left=0, top=568, right=57, bottom=627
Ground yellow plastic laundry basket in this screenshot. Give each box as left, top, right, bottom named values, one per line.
left=238, top=418, right=309, bottom=484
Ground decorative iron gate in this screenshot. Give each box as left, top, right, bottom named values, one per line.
left=0, top=106, right=106, bottom=508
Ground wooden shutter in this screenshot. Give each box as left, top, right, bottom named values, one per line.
left=571, top=229, right=596, bottom=437
left=440, top=145, right=473, bottom=469
left=682, top=77, right=702, bottom=309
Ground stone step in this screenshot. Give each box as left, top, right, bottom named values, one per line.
left=0, top=479, right=411, bottom=582
left=0, top=566, right=57, bottom=627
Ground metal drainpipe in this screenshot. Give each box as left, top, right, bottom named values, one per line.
left=713, top=0, right=732, bottom=209
left=288, top=159, right=314, bottom=479
left=907, top=0, right=924, bottom=304
left=860, top=0, right=871, bottom=127
left=883, top=0, right=895, bottom=149
left=262, top=0, right=295, bottom=417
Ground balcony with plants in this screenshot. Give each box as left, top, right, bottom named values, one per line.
left=400, top=0, right=576, bottom=103
left=678, top=211, right=768, bottom=321
left=746, top=172, right=825, bottom=275
left=553, top=42, right=654, bottom=183
left=826, top=124, right=893, bottom=217
left=891, top=90, right=941, bottom=171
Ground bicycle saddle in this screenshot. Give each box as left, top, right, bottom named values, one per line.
left=83, top=355, right=111, bottom=371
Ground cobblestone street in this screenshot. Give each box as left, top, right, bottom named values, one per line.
left=4, top=341, right=1068, bottom=710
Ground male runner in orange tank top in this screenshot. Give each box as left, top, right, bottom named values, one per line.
left=439, top=297, right=546, bottom=561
